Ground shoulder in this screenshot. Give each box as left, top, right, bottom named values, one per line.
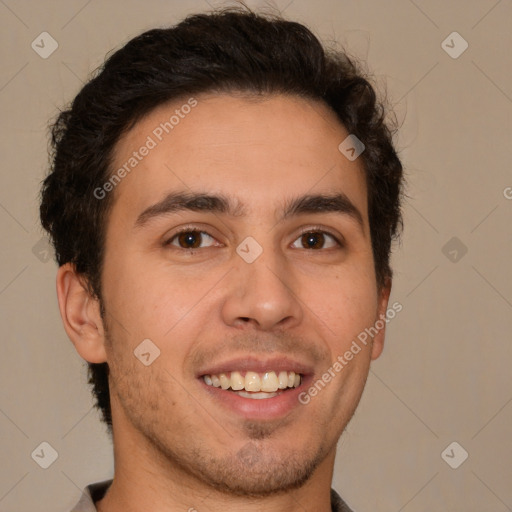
left=331, top=487, right=356, bottom=512
left=68, top=480, right=112, bottom=512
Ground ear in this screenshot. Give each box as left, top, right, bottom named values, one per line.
left=56, top=263, right=107, bottom=363
left=370, top=277, right=392, bottom=361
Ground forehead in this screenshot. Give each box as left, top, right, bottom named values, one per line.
left=109, top=93, right=368, bottom=221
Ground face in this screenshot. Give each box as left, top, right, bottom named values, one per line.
left=98, top=93, right=389, bottom=496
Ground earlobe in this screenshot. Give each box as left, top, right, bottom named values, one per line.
left=56, top=263, right=107, bottom=363
left=370, top=277, right=392, bottom=361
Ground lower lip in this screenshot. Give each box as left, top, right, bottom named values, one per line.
left=199, top=377, right=312, bottom=420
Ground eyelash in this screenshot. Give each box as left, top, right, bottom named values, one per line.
left=164, top=226, right=344, bottom=250
left=294, top=226, right=344, bottom=249
left=164, top=227, right=219, bottom=250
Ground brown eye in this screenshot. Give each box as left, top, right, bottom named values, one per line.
left=302, top=232, right=324, bottom=249
left=169, top=230, right=215, bottom=249
left=291, top=231, right=339, bottom=250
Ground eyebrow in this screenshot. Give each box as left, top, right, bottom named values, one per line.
left=282, top=193, right=364, bottom=230
left=134, top=191, right=364, bottom=231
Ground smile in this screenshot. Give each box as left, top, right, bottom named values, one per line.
left=203, top=370, right=301, bottom=399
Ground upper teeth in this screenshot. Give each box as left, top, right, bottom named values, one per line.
left=203, top=371, right=301, bottom=392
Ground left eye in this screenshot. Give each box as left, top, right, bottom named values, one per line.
left=291, top=231, right=340, bottom=250
left=168, top=230, right=217, bottom=249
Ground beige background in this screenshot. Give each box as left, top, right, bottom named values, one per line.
left=1, top=0, right=511, bottom=510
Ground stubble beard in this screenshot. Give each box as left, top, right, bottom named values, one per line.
left=102, top=311, right=338, bottom=499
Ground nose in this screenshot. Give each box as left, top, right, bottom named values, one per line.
left=221, top=248, right=303, bottom=331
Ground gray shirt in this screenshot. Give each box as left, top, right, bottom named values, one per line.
left=70, top=480, right=354, bottom=511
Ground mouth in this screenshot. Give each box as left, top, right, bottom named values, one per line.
left=203, top=370, right=302, bottom=399
left=197, top=357, right=313, bottom=420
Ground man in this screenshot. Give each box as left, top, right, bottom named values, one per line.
left=40, top=7, right=403, bottom=512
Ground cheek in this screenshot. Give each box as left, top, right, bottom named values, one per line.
left=102, top=256, right=197, bottom=331
left=102, top=255, right=228, bottom=367
left=307, top=268, right=378, bottom=336
left=107, top=340, right=183, bottom=436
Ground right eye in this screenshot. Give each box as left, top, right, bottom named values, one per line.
left=166, top=229, right=218, bottom=250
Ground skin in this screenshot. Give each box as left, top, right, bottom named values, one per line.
left=57, top=93, right=390, bottom=511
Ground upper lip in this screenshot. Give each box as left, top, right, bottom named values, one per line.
left=196, top=356, right=314, bottom=377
